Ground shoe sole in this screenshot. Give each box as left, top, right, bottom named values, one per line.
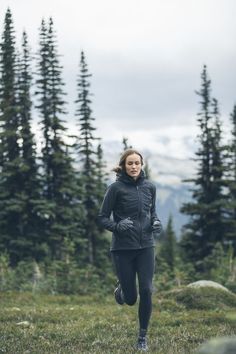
left=114, top=286, right=125, bottom=305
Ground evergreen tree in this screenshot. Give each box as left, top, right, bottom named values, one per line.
left=180, top=65, right=227, bottom=272
left=15, top=30, right=45, bottom=260
left=35, top=18, right=51, bottom=198
left=158, top=215, right=177, bottom=275
left=0, top=9, right=24, bottom=264
left=36, top=18, right=82, bottom=260
left=122, top=136, right=132, bottom=150
left=225, top=105, right=236, bottom=249
left=144, top=158, right=151, bottom=179
left=96, top=143, right=108, bottom=206
left=94, top=143, right=110, bottom=268
left=155, top=214, right=182, bottom=289
left=202, top=242, right=232, bottom=283
left=75, top=51, right=108, bottom=265
left=209, top=98, right=228, bottom=241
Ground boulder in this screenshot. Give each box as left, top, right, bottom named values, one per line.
left=188, top=280, right=229, bottom=292
left=196, top=337, right=236, bottom=354
left=164, top=285, right=236, bottom=310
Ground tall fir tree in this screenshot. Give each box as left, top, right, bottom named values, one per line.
left=122, top=136, right=132, bottom=150
left=36, top=18, right=82, bottom=260
left=180, top=65, right=227, bottom=272
left=35, top=18, right=52, bottom=199
left=75, top=51, right=108, bottom=265
left=0, top=9, right=24, bottom=264
left=96, top=143, right=107, bottom=205
left=15, top=30, right=45, bottom=260
left=94, top=143, right=110, bottom=268
left=208, top=98, right=228, bottom=242
left=225, top=105, right=236, bottom=250
left=143, top=158, right=151, bottom=179
left=158, top=215, right=177, bottom=275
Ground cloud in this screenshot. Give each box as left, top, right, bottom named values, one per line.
left=1, top=0, right=236, bottom=161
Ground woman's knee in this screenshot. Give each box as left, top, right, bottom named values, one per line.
left=139, top=287, right=153, bottom=299
left=124, top=294, right=137, bottom=306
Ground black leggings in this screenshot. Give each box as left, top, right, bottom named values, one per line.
left=111, top=247, right=155, bottom=331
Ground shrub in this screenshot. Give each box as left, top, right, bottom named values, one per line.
left=0, top=256, right=116, bottom=295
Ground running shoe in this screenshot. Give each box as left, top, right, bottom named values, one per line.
left=114, top=281, right=125, bottom=305
left=137, top=336, right=148, bottom=351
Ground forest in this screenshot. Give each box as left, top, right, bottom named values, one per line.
left=0, top=8, right=236, bottom=295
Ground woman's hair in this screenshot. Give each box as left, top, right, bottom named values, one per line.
left=113, top=148, right=144, bottom=174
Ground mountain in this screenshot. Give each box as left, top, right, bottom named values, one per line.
left=154, top=182, right=192, bottom=238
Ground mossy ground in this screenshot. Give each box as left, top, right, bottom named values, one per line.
left=0, top=289, right=236, bottom=353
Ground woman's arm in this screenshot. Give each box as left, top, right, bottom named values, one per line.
left=150, top=186, right=158, bottom=222
left=150, top=185, right=162, bottom=233
left=98, top=184, right=117, bottom=232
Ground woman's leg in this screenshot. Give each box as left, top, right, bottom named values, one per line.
left=111, top=250, right=138, bottom=305
left=136, top=247, right=155, bottom=332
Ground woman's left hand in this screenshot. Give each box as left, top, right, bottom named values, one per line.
left=152, top=220, right=162, bottom=233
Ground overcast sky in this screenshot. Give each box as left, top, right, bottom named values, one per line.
left=1, top=0, right=236, bottom=163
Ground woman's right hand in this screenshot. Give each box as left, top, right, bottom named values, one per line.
left=116, top=218, right=133, bottom=232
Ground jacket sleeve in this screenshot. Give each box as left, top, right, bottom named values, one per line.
left=150, top=185, right=162, bottom=237
left=98, top=184, right=117, bottom=232
left=151, top=185, right=161, bottom=224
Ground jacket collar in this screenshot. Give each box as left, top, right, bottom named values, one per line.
left=117, top=170, right=145, bottom=185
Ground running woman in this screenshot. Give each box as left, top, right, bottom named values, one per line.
left=98, top=148, right=162, bottom=351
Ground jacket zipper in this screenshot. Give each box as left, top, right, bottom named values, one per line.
left=136, top=185, right=142, bottom=248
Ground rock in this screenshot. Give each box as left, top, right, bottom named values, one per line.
left=16, top=321, right=31, bottom=327
left=187, top=280, right=229, bottom=292
left=11, top=307, right=21, bottom=311
left=196, top=337, right=236, bottom=354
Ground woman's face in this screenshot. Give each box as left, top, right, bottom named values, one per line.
left=125, top=153, right=142, bottom=179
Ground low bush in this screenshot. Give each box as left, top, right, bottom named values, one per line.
left=0, top=256, right=116, bottom=295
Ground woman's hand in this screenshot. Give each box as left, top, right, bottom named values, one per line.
left=116, top=218, right=134, bottom=232
left=152, top=220, right=162, bottom=233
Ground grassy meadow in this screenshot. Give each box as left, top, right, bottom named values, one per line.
left=1, top=288, right=236, bottom=354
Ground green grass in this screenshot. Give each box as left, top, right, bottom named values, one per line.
left=0, top=289, right=236, bottom=353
